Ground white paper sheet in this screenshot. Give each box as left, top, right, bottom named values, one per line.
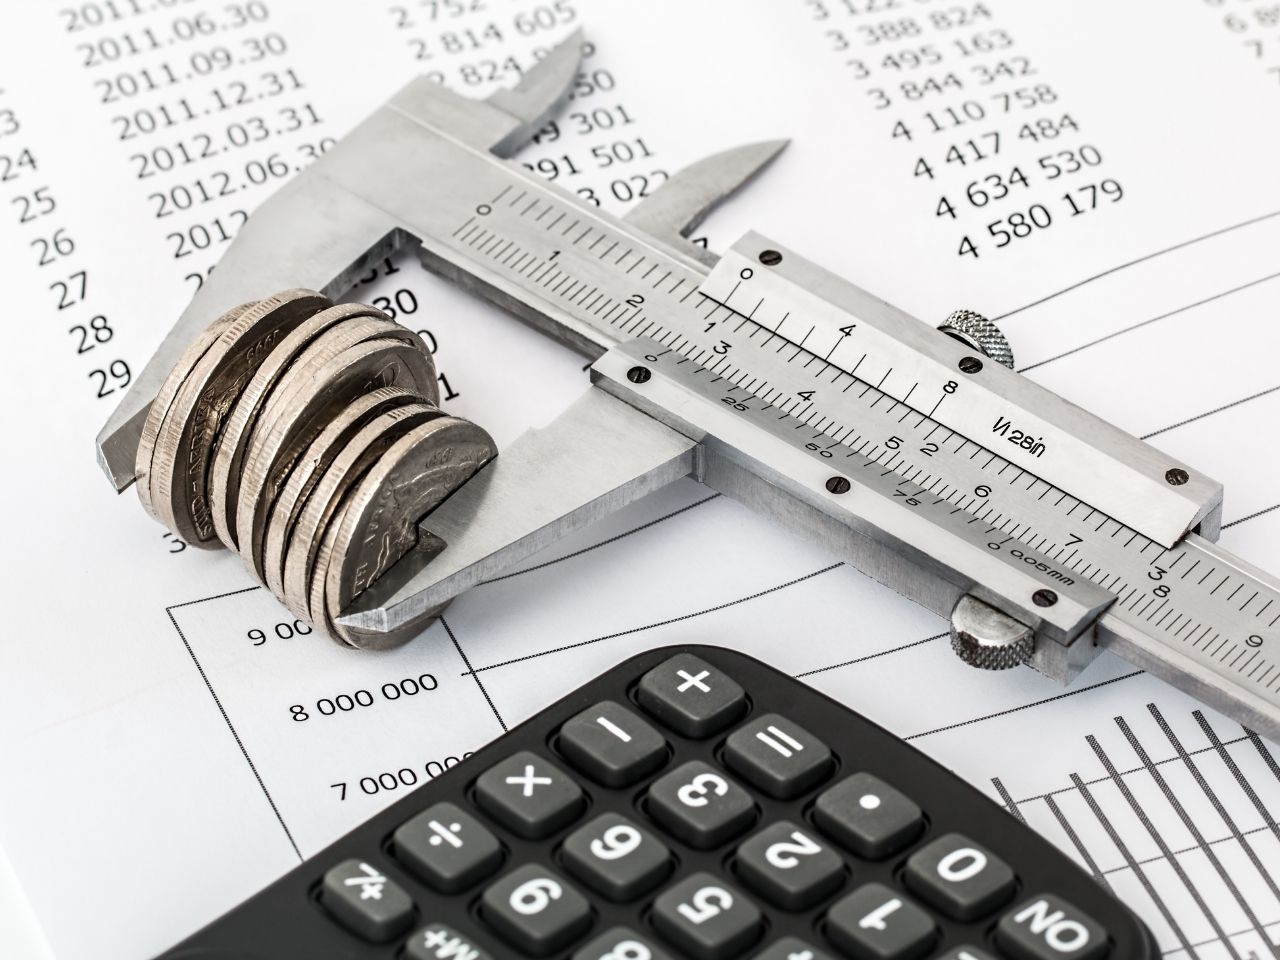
left=1, top=1, right=1278, bottom=957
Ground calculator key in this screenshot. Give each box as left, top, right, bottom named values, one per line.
left=480, top=863, right=592, bottom=956
left=735, top=820, right=843, bottom=910
left=935, top=947, right=997, bottom=960
left=652, top=872, right=763, bottom=960
left=903, top=832, right=1015, bottom=921
left=404, top=922, right=494, bottom=960
left=637, top=653, right=747, bottom=737
left=474, top=750, right=585, bottom=839
left=813, top=773, right=923, bottom=859
left=647, top=760, right=755, bottom=849
left=825, top=882, right=936, bottom=960
left=393, top=801, right=502, bottom=893
left=561, top=811, right=672, bottom=900
left=724, top=713, right=833, bottom=799
left=573, top=926, right=675, bottom=960
left=995, top=894, right=1109, bottom=960
left=752, top=935, right=838, bottom=960
left=318, top=858, right=414, bottom=943
left=559, top=700, right=668, bottom=787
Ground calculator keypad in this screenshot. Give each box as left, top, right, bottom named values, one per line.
left=404, top=922, right=494, bottom=960
left=734, top=820, right=843, bottom=910
left=752, top=935, right=838, bottom=960
left=647, top=759, right=755, bottom=848
left=573, top=926, right=675, bottom=960
left=172, top=647, right=1145, bottom=960
left=474, top=750, right=585, bottom=839
left=560, top=811, right=672, bottom=900
left=937, top=947, right=999, bottom=960
left=559, top=699, right=667, bottom=787
left=826, top=882, right=938, bottom=960
left=318, top=858, right=414, bottom=942
left=652, top=872, right=763, bottom=960
left=723, top=713, right=833, bottom=799
left=995, top=894, right=1109, bottom=960
left=637, top=652, right=747, bottom=737
left=393, top=801, right=502, bottom=893
left=814, top=772, right=924, bottom=859
left=479, top=863, right=592, bottom=956
left=903, top=833, right=1016, bottom=921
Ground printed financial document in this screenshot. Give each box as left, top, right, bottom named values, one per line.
left=1, top=1, right=1278, bottom=957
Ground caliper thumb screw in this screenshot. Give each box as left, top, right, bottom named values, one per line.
left=938, top=309, right=1016, bottom=370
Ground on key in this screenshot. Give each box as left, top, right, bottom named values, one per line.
left=995, top=894, right=1109, bottom=960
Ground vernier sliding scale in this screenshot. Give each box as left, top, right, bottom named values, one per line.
left=97, top=32, right=1280, bottom=741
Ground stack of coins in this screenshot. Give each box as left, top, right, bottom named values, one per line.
left=135, top=289, right=496, bottom=649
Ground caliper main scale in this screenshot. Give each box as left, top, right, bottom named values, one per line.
left=94, top=31, right=1280, bottom=741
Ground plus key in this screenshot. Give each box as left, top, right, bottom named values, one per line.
left=637, top=653, right=747, bottom=738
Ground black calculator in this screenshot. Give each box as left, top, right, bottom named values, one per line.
left=159, top=645, right=1157, bottom=960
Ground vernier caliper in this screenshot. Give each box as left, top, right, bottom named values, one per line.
left=96, top=33, right=1280, bottom=741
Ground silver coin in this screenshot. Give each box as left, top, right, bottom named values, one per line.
left=258, top=384, right=422, bottom=597
left=134, top=301, right=253, bottom=522
left=278, top=402, right=439, bottom=621
left=314, top=415, right=497, bottom=648
left=148, top=290, right=330, bottom=546
left=239, top=328, right=439, bottom=583
left=209, top=302, right=388, bottom=551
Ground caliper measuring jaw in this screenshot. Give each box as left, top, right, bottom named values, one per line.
left=97, top=31, right=1280, bottom=741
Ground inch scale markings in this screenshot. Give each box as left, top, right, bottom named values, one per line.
left=448, top=181, right=1280, bottom=713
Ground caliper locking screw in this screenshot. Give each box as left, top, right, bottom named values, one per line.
left=949, top=594, right=1035, bottom=670
left=938, top=309, right=1016, bottom=370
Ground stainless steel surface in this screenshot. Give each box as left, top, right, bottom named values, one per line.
left=103, top=29, right=1280, bottom=739
left=949, top=595, right=1035, bottom=670
left=937, top=309, right=1015, bottom=370
left=339, top=388, right=699, bottom=633
left=316, top=415, right=496, bottom=647
left=699, top=234, right=1222, bottom=551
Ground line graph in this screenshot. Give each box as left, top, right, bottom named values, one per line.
left=994, top=705, right=1280, bottom=960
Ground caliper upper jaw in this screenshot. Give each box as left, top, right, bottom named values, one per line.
left=622, top=139, right=790, bottom=268
left=94, top=29, right=587, bottom=490
left=388, top=28, right=585, bottom=158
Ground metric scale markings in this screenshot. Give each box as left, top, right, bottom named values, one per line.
left=443, top=181, right=1280, bottom=709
